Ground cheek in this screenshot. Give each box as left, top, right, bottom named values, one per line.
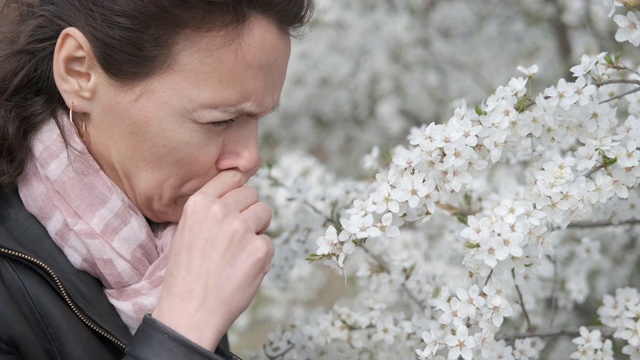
left=168, top=144, right=223, bottom=190
left=151, top=154, right=219, bottom=222
left=134, top=126, right=224, bottom=221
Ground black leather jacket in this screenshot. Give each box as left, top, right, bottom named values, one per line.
left=0, top=189, right=242, bottom=360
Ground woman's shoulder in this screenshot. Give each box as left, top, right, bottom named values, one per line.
left=0, top=188, right=133, bottom=359
left=0, top=188, right=57, bottom=256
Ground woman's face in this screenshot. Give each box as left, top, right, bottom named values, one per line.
left=86, top=16, right=290, bottom=223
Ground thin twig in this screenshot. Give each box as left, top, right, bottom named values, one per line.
left=483, top=269, right=494, bottom=288
left=497, top=326, right=616, bottom=342
left=548, top=255, right=558, bottom=329
left=593, top=78, right=640, bottom=104
left=267, top=173, right=338, bottom=226
left=600, top=87, right=640, bottom=104
left=512, top=269, right=533, bottom=332
left=594, top=79, right=640, bottom=87
left=360, top=244, right=426, bottom=311
left=582, top=164, right=605, bottom=179
left=568, top=219, right=640, bottom=228
left=270, top=168, right=426, bottom=313
left=263, top=343, right=294, bottom=360
left=616, top=63, right=640, bottom=78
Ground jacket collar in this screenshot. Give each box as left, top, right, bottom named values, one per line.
left=0, top=189, right=133, bottom=345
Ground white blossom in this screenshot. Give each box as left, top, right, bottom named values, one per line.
left=615, top=11, right=640, bottom=46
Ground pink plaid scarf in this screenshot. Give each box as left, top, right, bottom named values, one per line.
left=18, top=117, right=176, bottom=333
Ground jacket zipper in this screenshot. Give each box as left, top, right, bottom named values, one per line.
left=0, top=247, right=127, bottom=351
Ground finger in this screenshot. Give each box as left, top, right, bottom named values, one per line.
left=217, top=185, right=261, bottom=213
left=196, top=170, right=245, bottom=199
left=240, top=201, right=272, bottom=234
left=258, top=233, right=275, bottom=271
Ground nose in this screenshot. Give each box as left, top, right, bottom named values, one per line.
left=215, top=120, right=262, bottom=177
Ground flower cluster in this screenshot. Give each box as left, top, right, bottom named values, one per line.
left=570, top=327, right=614, bottom=360
left=319, top=46, right=640, bottom=280
left=231, top=152, right=366, bottom=335
left=257, top=303, right=424, bottom=360
left=598, top=288, right=640, bottom=358
left=260, top=0, right=620, bottom=176
left=236, top=1, right=640, bottom=359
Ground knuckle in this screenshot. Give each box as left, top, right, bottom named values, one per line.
left=183, top=193, right=206, bottom=211
left=227, top=217, right=246, bottom=234
left=208, top=202, right=229, bottom=220
left=262, top=234, right=274, bottom=250
left=245, top=186, right=259, bottom=197
left=253, top=235, right=274, bottom=257
left=266, top=238, right=275, bottom=259
left=242, top=186, right=260, bottom=202
left=257, top=236, right=274, bottom=275
left=262, top=203, right=273, bottom=218
left=255, top=201, right=272, bottom=218
left=184, top=193, right=228, bottom=218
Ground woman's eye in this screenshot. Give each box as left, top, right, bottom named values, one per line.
left=210, top=119, right=236, bottom=127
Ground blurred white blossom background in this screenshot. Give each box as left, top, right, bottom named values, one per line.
left=261, top=0, right=620, bottom=175
left=231, top=1, right=640, bottom=359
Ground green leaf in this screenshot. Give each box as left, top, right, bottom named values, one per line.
left=464, top=192, right=472, bottom=206
left=475, top=104, right=487, bottom=116
left=516, top=97, right=528, bottom=113
left=603, top=156, right=618, bottom=167
left=306, top=254, right=322, bottom=263
left=604, top=54, right=614, bottom=65
left=432, top=287, right=441, bottom=298
left=464, top=241, right=480, bottom=249
left=408, top=263, right=417, bottom=274
left=456, top=212, right=468, bottom=225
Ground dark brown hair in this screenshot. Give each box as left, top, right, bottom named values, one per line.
left=0, top=0, right=313, bottom=191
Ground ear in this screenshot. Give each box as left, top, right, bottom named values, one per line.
left=52, top=27, right=100, bottom=112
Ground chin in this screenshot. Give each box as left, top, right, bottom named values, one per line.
left=148, top=213, right=180, bottom=224
left=160, top=207, right=183, bottom=223
left=144, top=194, right=190, bottom=224
left=142, top=203, right=182, bottom=224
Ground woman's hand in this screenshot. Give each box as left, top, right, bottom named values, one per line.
left=152, top=170, right=273, bottom=350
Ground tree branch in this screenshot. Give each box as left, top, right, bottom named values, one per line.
left=263, top=343, right=295, bottom=360
left=594, top=79, right=640, bottom=87
left=360, top=244, right=426, bottom=311
left=547, top=0, right=573, bottom=80
left=568, top=219, right=640, bottom=228
left=267, top=173, right=339, bottom=227
left=512, top=269, right=533, bottom=332
left=615, top=63, right=640, bottom=78
left=582, top=164, right=605, bottom=179
left=548, top=255, right=559, bottom=329
left=497, top=326, right=616, bottom=342
left=593, top=79, right=640, bottom=104
left=601, top=87, right=640, bottom=104
left=483, top=269, right=494, bottom=288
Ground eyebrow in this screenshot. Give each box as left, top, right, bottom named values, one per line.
left=214, top=100, right=281, bottom=120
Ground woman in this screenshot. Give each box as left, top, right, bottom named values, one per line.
left=0, top=0, right=313, bottom=359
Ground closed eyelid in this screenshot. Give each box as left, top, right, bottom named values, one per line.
left=210, top=119, right=236, bottom=127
